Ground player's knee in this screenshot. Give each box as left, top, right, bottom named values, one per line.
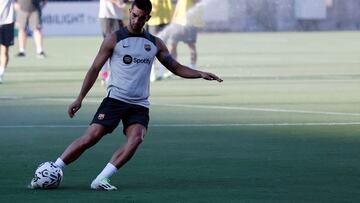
left=132, top=135, right=143, bottom=146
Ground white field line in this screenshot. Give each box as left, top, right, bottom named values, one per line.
left=153, top=103, right=360, bottom=117
left=1, top=122, right=360, bottom=129
left=2, top=96, right=360, bottom=117
left=38, top=98, right=360, bottom=117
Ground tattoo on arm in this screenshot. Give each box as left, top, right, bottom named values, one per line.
left=160, top=54, right=174, bottom=69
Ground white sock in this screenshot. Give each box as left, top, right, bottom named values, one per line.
left=54, top=158, right=66, bottom=170
left=0, top=67, right=4, bottom=76
left=95, top=163, right=118, bottom=181
left=36, top=48, right=43, bottom=54
left=19, top=48, right=25, bottom=53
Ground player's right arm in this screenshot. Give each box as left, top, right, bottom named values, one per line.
left=68, top=33, right=116, bottom=118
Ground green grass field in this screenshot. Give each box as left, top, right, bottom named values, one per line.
left=0, top=32, right=360, bottom=202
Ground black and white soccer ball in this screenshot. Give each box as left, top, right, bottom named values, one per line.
left=30, top=161, right=63, bottom=189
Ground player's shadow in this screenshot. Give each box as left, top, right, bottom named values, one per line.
left=123, top=176, right=238, bottom=191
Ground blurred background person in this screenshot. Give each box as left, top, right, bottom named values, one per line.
left=169, top=0, right=204, bottom=70
left=98, top=0, right=126, bottom=86
left=147, top=0, right=173, bottom=37
left=147, top=0, right=174, bottom=82
left=15, top=0, right=47, bottom=58
left=0, top=0, right=15, bottom=83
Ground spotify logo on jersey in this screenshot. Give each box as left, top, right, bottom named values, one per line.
left=123, top=55, right=133, bottom=64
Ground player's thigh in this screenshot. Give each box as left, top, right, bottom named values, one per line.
left=100, top=18, right=122, bottom=36
left=112, top=19, right=123, bottom=32
left=100, top=18, right=111, bottom=36
left=147, top=25, right=157, bottom=35
left=122, top=105, right=149, bottom=137
left=90, top=97, right=123, bottom=134
left=0, top=44, right=9, bottom=56
left=78, top=124, right=108, bottom=146
left=28, top=10, right=41, bottom=30
left=184, top=26, right=198, bottom=44
left=148, top=24, right=167, bottom=35
left=169, top=24, right=185, bottom=44
left=84, top=123, right=108, bottom=139
left=16, top=10, right=29, bottom=29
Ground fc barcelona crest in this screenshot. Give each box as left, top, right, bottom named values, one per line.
left=144, top=44, right=151, bottom=52
left=98, top=113, right=105, bottom=120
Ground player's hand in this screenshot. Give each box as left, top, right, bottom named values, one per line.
left=68, top=98, right=82, bottom=118
left=200, top=72, right=223, bottom=83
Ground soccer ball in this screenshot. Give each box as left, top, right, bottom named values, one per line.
left=30, top=161, right=63, bottom=189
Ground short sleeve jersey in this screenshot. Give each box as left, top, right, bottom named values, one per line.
left=107, top=27, right=158, bottom=108
left=0, top=0, right=15, bottom=25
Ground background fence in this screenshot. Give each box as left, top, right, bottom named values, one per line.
left=209, top=0, right=360, bottom=32
left=41, top=0, right=360, bottom=36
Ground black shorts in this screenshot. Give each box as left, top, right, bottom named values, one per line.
left=0, top=23, right=14, bottom=47
left=91, top=97, right=149, bottom=135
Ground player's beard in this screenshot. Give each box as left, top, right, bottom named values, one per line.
left=129, top=20, right=143, bottom=33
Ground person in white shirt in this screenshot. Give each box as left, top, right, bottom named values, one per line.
left=98, top=0, right=126, bottom=85
left=0, top=0, right=15, bottom=83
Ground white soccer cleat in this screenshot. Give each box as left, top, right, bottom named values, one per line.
left=91, top=178, right=117, bottom=191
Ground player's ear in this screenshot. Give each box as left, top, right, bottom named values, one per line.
left=146, top=15, right=151, bottom=22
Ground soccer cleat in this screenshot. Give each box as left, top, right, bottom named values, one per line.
left=91, top=178, right=117, bottom=191
left=37, top=52, right=46, bottom=59
left=16, top=52, right=26, bottom=57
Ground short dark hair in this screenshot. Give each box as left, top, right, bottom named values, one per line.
left=131, top=0, right=152, bottom=14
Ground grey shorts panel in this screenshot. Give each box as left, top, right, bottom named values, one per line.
left=147, top=24, right=168, bottom=35
left=170, top=24, right=198, bottom=44
left=16, top=10, right=41, bottom=30
left=100, top=18, right=124, bottom=37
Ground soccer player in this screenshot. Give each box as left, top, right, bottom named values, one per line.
left=170, top=0, right=204, bottom=69
left=30, top=0, right=222, bottom=190
left=0, top=0, right=15, bottom=83
left=147, top=0, right=173, bottom=35
left=147, top=0, right=174, bottom=82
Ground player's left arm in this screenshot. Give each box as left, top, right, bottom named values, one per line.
left=155, top=38, right=223, bottom=82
